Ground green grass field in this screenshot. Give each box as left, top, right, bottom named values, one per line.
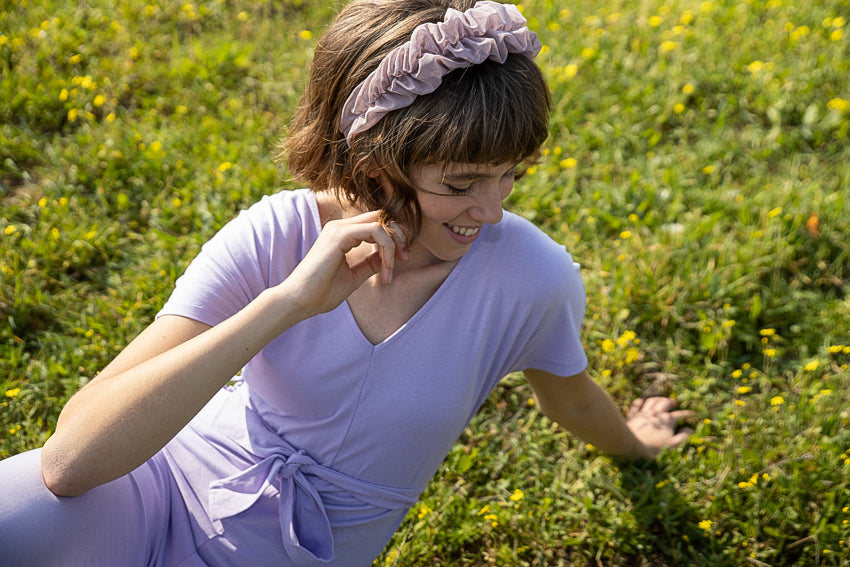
left=2, top=0, right=849, bottom=565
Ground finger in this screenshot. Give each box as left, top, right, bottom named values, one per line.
left=668, top=409, right=695, bottom=422
left=669, top=428, right=693, bottom=447
left=348, top=250, right=384, bottom=288
left=642, top=397, right=679, bottom=412
left=387, top=221, right=409, bottom=261
left=627, top=398, right=645, bottom=419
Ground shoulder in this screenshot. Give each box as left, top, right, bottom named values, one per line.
left=234, top=188, right=320, bottom=233
left=477, top=210, right=583, bottom=292
left=208, top=188, right=321, bottom=250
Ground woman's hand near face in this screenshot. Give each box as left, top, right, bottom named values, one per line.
left=280, top=210, right=408, bottom=317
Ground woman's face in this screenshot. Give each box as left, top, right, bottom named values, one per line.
left=404, top=161, right=518, bottom=263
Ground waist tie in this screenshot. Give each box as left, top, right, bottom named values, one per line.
left=208, top=446, right=421, bottom=564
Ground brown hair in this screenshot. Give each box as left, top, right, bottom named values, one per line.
left=279, top=0, right=551, bottom=240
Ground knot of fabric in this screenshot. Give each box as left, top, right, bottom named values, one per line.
left=339, top=0, right=542, bottom=144
left=208, top=448, right=422, bottom=564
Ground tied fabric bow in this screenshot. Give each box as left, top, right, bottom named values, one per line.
left=339, top=0, right=542, bottom=144
left=208, top=448, right=421, bottom=564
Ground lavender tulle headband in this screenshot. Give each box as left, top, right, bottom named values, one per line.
left=338, top=1, right=542, bottom=145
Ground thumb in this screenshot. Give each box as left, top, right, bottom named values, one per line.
left=347, top=250, right=384, bottom=288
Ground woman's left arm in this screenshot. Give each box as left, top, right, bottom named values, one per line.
left=523, top=368, right=693, bottom=459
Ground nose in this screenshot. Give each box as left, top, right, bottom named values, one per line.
left=470, top=181, right=508, bottom=225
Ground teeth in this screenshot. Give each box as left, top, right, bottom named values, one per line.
left=449, top=225, right=480, bottom=237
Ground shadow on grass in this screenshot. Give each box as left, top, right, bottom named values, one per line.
left=615, top=461, right=735, bottom=567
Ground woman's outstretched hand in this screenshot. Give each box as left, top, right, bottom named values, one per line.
left=625, top=397, right=694, bottom=459
left=280, top=210, right=407, bottom=318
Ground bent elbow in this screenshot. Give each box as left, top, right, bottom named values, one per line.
left=40, top=440, right=91, bottom=497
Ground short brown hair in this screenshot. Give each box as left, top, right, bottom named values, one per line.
left=279, top=0, right=551, bottom=239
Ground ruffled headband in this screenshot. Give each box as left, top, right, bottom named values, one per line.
left=338, top=1, right=542, bottom=145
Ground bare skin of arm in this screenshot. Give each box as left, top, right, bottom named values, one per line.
left=42, top=210, right=405, bottom=496
left=524, top=368, right=693, bottom=459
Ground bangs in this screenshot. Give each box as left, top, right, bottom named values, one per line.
left=382, top=54, right=551, bottom=168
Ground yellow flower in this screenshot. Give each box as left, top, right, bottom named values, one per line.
left=763, top=348, right=776, bottom=357
left=767, top=207, right=782, bottom=218
left=698, top=520, right=713, bottom=531
left=218, top=162, right=233, bottom=172
left=563, top=64, right=578, bottom=79
left=682, top=83, right=695, bottom=95
left=510, top=489, right=524, bottom=502
left=59, top=88, right=69, bottom=101
left=827, top=98, right=850, bottom=112
left=560, top=157, right=577, bottom=169
left=68, top=108, right=79, bottom=122
left=803, top=360, right=819, bottom=371
left=38, top=197, right=48, bottom=207
left=738, top=481, right=753, bottom=489
left=831, top=29, right=844, bottom=41
left=5, top=388, right=20, bottom=398
left=769, top=395, right=784, bottom=406
left=93, top=94, right=106, bottom=107
left=417, top=504, right=432, bottom=519
left=702, top=165, right=714, bottom=174
left=298, top=30, right=313, bottom=40
left=601, top=339, right=615, bottom=352
left=736, top=386, right=752, bottom=394
left=674, top=103, right=685, bottom=114
left=659, top=40, right=677, bottom=53
left=620, top=230, right=632, bottom=239
left=4, top=225, right=17, bottom=236
left=649, top=15, right=663, bottom=27
left=759, top=328, right=776, bottom=336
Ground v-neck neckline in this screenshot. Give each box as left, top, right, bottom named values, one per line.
left=305, top=191, right=483, bottom=350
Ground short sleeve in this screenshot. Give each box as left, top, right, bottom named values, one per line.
left=157, top=190, right=319, bottom=327
left=509, top=251, right=587, bottom=376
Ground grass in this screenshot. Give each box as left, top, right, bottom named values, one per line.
left=1, top=0, right=848, bottom=565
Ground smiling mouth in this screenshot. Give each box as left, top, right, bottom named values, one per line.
left=448, top=224, right=480, bottom=237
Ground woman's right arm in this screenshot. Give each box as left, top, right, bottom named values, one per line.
left=41, top=210, right=404, bottom=496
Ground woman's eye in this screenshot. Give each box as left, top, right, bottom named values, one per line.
left=445, top=184, right=472, bottom=196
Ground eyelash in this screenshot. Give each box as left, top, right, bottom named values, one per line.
left=443, top=169, right=518, bottom=196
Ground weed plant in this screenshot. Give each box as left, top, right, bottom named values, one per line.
left=1, top=0, right=848, bottom=565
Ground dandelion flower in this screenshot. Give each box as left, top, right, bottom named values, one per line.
left=560, top=157, right=577, bottom=169
left=298, top=30, right=313, bottom=40
left=659, top=40, right=677, bottom=53
left=769, top=395, right=784, bottom=406
left=737, top=386, right=752, bottom=394
left=698, top=520, right=713, bottom=531
left=5, top=388, right=20, bottom=397
left=827, top=98, right=850, bottom=112
left=510, top=489, right=524, bottom=502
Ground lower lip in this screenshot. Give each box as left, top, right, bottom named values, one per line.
left=444, top=224, right=480, bottom=245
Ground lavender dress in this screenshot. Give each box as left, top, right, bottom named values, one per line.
left=0, top=189, right=587, bottom=566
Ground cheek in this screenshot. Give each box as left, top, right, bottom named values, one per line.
left=499, top=178, right=515, bottom=199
